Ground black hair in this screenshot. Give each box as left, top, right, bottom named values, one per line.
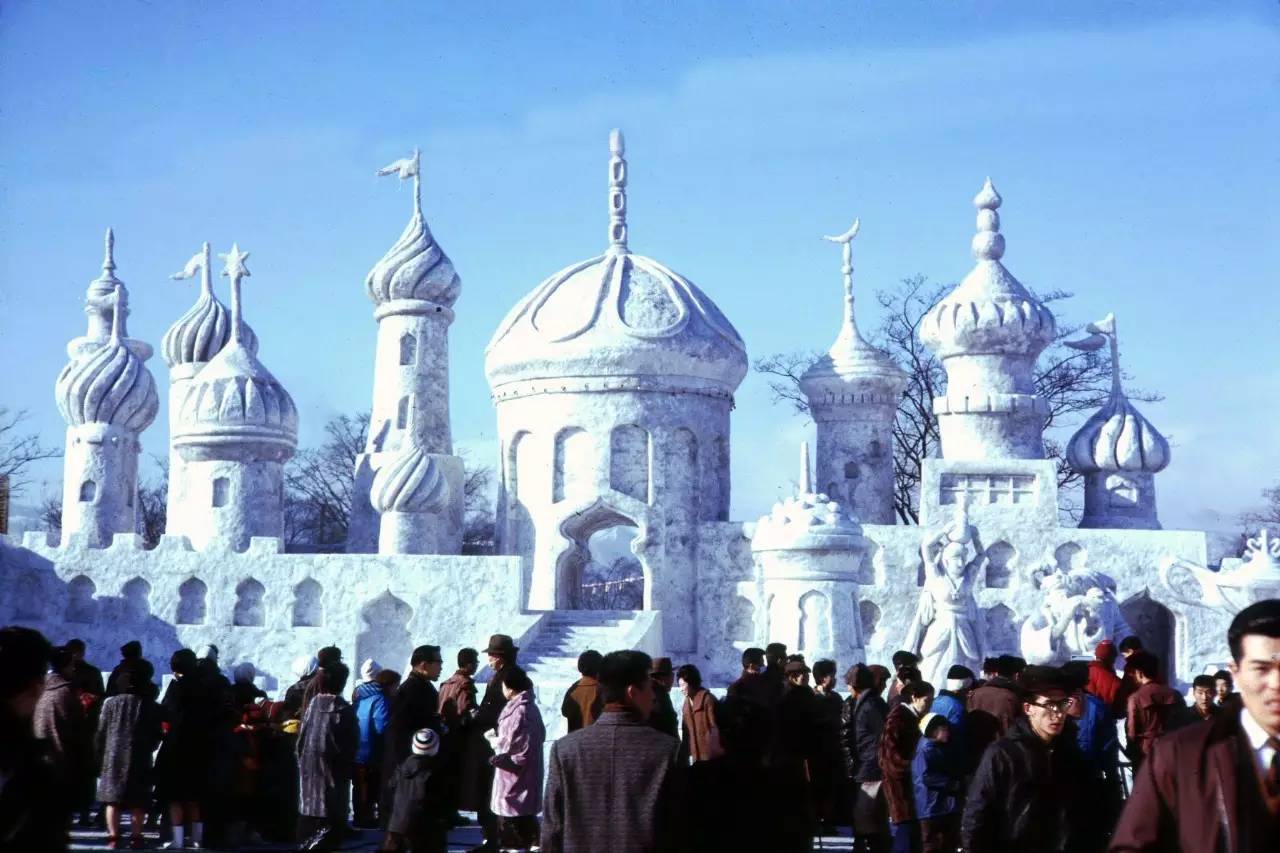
left=1060, top=660, right=1090, bottom=692
left=1192, top=674, right=1216, bottom=690
left=813, top=659, right=837, bottom=682
left=994, top=655, right=1020, bottom=678
left=765, top=643, right=787, bottom=663
left=846, top=663, right=875, bottom=692
left=49, top=645, right=75, bottom=673
left=170, top=648, right=197, bottom=677
left=1228, top=599, right=1280, bottom=663
left=1213, top=670, right=1234, bottom=688
left=901, top=680, right=935, bottom=701
left=1126, top=651, right=1160, bottom=680
left=458, top=647, right=479, bottom=667
left=577, top=650, right=604, bottom=678
left=924, top=715, right=950, bottom=739
left=981, top=657, right=1000, bottom=674
left=0, top=626, right=52, bottom=700
left=316, top=646, right=342, bottom=667
left=600, top=650, right=652, bottom=705
left=411, top=645, right=442, bottom=667
left=868, top=664, right=891, bottom=692
left=65, top=638, right=85, bottom=654
left=121, top=640, right=142, bottom=660
left=499, top=665, right=532, bottom=693
left=891, top=650, right=919, bottom=669
left=675, top=663, right=702, bottom=690
left=895, top=665, right=921, bottom=685
left=741, top=647, right=765, bottom=668
left=1118, top=635, right=1145, bottom=654
left=321, top=662, right=350, bottom=694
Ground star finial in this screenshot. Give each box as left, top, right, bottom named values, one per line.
left=220, top=243, right=251, bottom=281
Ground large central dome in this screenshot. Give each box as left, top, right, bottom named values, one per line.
left=484, top=131, right=747, bottom=401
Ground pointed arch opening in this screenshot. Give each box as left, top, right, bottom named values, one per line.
left=233, top=578, right=266, bottom=627
left=177, top=578, right=207, bottom=625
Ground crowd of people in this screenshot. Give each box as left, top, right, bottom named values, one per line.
left=1, top=598, right=1278, bottom=853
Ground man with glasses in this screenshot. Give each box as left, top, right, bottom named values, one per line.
left=961, top=665, right=1090, bottom=851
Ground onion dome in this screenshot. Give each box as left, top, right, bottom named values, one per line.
left=1066, top=314, right=1170, bottom=474
left=69, top=229, right=153, bottom=361
left=484, top=130, right=747, bottom=401
left=163, top=242, right=258, bottom=368
left=920, top=180, right=1055, bottom=361
left=752, top=443, right=865, bottom=552
left=370, top=433, right=450, bottom=514
left=800, top=219, right=907, bottom=404
left=171, top=245, right=297, bottom=461
left=366, top=149, right=461, bottom=308
left=56, top=284, right=159, bottom=431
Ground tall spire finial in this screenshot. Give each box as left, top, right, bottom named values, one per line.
left=108, top=284, right=123, bottom=343
left=103, top=228, right=116, bottom=275
left=607, top=129, right=628, bottom=253
left=972, top=178, right=1005, bottom=261
left=376, top=148, right=423, bottom=216
left=799, top=441, right=813, bottom=494
left=823, top=218, right=862, bottom=335
left=219, top=244, right=251, bottom=345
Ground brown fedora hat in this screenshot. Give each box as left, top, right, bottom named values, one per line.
left=484, top=634, right=519, bottom=656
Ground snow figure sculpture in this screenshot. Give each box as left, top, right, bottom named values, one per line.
left=1020, top=559, right=1132, bottom=665
left=904, top=500, right=986, bottom=687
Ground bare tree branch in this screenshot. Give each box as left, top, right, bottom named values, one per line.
left=0, top=407, right=62, bottom=497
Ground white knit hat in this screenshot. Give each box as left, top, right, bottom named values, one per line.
left=919, top=712, right=948, bottom=736
left=292, top=655, right=318, bottom=680
left=360, top=658, right=382, bottom=682
left=412, top=728, right=440, bottom=757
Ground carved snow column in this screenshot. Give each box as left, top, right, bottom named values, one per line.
left=800, top=219, right=907, bottom=523
left=920, top=181, right=1056, bottom=460
left=170, top=245, right=298, bottom=551
left=1065, top=314, right=1170, bottom=529
left=371, top=416, right=452, bottom=554
left=349, top=149, right=464, bottom=554
left=55, top=234, right=159, bottom=547
left=161, top=242, right=259, bottom=542
left=750, top=443, right=867, bottom=664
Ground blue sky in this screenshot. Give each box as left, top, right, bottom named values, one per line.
left=1, top=1, right=1277, bottom=532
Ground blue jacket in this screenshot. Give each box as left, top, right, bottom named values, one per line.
left=930, top=691, right=970, bottom=772
left=354, top=681, right=390, bottom=766
left=1073, top=691, right=1118, bottom=776
left=912, top=737, right=957, bottom=820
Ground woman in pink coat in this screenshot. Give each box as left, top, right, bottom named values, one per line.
left=486, top=666, right=544, bottom=850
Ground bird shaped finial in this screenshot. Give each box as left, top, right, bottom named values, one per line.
left=376, top=148, right=423, bottom=214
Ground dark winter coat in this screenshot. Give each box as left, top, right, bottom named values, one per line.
left=1073, top=691, right=1118, bottom=778
left=297, top=693, right=358, bottom=819
left=353, top=681, right=389, bottom=766
left=282, top=673, right=313, bottom=720
left=95, top=694, right=163, bottom=806
left=385, top=753, right=447, bottom=836
left=911, top=737, right=957, bottom=820
left=460, top=671, right=508, bottom=811
left=155, top=675, right=216, bottom=801
left=32, top=672, right=90, bottom=785
left=384, top=672, right=442, bottom=769
left=540, top=709, right=684, bottom=853
left=840, top=690, right=887, bottom=782
left=878, top=704, right=921, bottom=823
left=438, top=670, right=477, bottom=731
left=648, top=686, right=679, bottom=739
left=1125, top=681, right=1184, bottom=761
left=960, top=717, right=1090, bottom=852
left=1110, top=708, right=1279, bottom=853
left=0, top=711, right=69, bottom=852
left=930, top=690, right=971, bottom=773
left=70, top=659, right=105, bottom=698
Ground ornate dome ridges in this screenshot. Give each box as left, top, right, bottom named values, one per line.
left=171, top=245, right=298, bottom=459
left=1065, top=314, right=1170, bottom=474
left=370, top=419, right=450, bottom=515
left=919, top=179, right=1056, bottom=360
left=366, top=148, right=461, bottom=308
left=163, top=242, right=258, bottom=367
left=56, top=283, right=159, bottom=432
left=484, top=130, right=747, bottom=399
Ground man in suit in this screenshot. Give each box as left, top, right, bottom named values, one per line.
left=1111, top=599, right=1280, bottom=852
left=541, top=650, right=684, bottom=853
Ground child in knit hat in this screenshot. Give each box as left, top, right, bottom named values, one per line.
left=381, top=728, right=448, bottom=852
